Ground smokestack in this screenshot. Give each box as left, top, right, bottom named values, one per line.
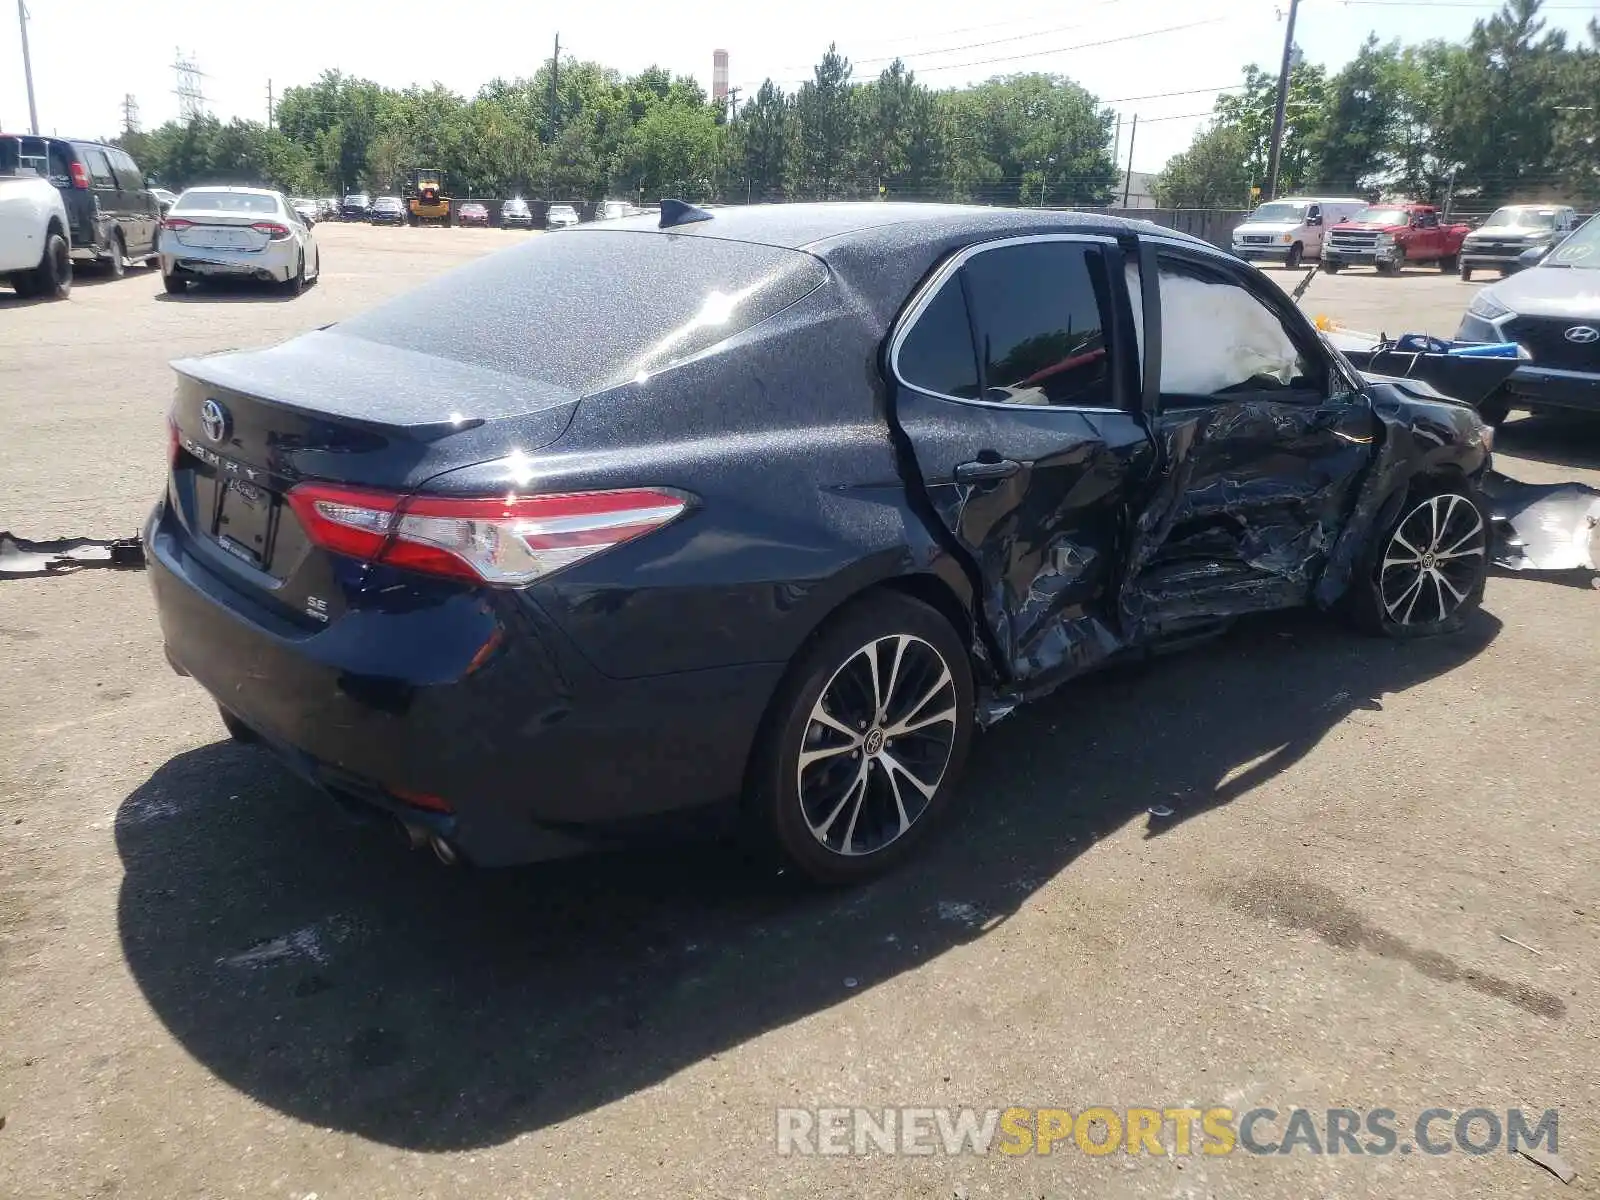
left=713, top=49, right=729, bottom=104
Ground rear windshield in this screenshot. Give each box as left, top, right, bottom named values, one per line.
left=175, top=190, right=279, bottom=214
left=339, top=230, right=828, bottom=394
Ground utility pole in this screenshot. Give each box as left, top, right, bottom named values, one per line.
left=546, top=33, right=560, bottom=200
left=266, top=79, right=274, bottom=128
left=1264, top=0, right=1301, bottom=201
left=1122, top=113, right=1138, bottom=208
left=17, top=0, right=39, bottom=135
left=726, top=85, right=741, bottom=122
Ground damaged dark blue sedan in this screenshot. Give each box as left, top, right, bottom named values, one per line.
left=146, top=202, right=1494, bottom=884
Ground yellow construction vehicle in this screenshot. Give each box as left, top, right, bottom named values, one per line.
left=406, top=168, right=451, bottom=226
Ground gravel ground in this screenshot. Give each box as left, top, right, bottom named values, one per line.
left=2, top=225, right=1596, bottom=1200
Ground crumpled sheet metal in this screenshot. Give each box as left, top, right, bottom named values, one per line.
left=1482, top=472, right=1600, bottom=572
left=0, top=532, right=145, bottom=578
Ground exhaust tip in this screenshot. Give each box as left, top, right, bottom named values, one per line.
left=429, top=835, right=461, bottom=866
left=398, top=821, right=429, bottom=851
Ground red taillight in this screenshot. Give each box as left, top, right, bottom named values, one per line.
left=285, top=483, right=689, bottom=585
left=162, top=217, right=194, bottom=232
left=250, top=221, right=292, bottom=240
left=69, top=162, right=89, bottom=189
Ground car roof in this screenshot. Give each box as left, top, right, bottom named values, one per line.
left=181, top=185, right=279, bottom=196
left=575, top=201, right=1196, bottom=256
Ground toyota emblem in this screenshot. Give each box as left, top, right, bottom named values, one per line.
left=200, top=398, right=230, bottom=443
left=1565, top=326, right=1599, bottom=345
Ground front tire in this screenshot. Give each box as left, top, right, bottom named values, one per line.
left=1349, top=485, right=1489, bottom=639
left=1285, top=242, right=1304, bottom=269
left=748, top=592, right=975, bottom=885
left=1439, top=253, right=1459, bottom=273
left=1460, top=264, right=1473, bottom=282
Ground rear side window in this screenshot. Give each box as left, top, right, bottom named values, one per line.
left=340, top=230, right=828, bottom=394
left=78, top=146, right=116, bottom=188
left=897, top=277, right=980, bottom=399
left=110, top=150, right=145, bottom=191
left=962, top=241, right=1115, bottom=408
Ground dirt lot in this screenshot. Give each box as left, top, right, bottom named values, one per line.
left=2, top=223, right=1597, bottom=1200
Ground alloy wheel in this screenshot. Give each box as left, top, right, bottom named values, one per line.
left=1379, top=493, right=1486, bottom=626
left=797, top=634, right=959, bottom=857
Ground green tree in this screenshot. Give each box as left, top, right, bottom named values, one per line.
left=793, top=44, right=855, bottom=198
left=738, top=80, right=790, bottom=201
left=1306, top=36, right=1402, bottom=191
left=1153, top=122, right=1253, bottom=207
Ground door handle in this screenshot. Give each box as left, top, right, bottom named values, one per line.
left=954, top=458, right=1021, bottom=483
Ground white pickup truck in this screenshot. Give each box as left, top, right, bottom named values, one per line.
left=1, top=168, right=72, bottom=300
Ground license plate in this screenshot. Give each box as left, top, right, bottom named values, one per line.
left=182, top=228, right=253, bottom=249
left=1244, top=236, right=1270, bottom=244
left=213, top=478, right=277, bottom=571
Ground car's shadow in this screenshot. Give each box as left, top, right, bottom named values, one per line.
left=115, top=607, right=1500, bottom=1152
left=154, top=279, right=304, bottom=304
left=1494, top=411, right=1600, bottom=471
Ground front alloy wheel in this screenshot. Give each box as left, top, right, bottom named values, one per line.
left=751, top=592, right=974, bottom=884
left=1360, top=490, right=1488, bottom=636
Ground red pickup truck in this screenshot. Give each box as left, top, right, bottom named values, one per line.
left=1321, top=203, right=1471, bottom=275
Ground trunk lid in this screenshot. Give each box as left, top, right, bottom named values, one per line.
left=167, top=330, right=579, bottom=624
left=167, top=211, right=277, bottom=253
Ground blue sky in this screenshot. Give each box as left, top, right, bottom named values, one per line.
left=3, top=0, right=1595, bottom=175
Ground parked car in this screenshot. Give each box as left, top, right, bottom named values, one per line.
left=0, top=132, right=159, bottom=277
left=1456, top=213, right=1600, bottom=423
left=595, top=199, right=638, bottom=221
left=160, top=186, right=320, bottom=295
left=340, top=193, right=372, bottom=221
left=457, top=201, right=490, bottom=227
left=1322, top=203, right=1471, bottom=275
left=1458, top=205, right=1578, bottom=281
left=0, top=142, right=72, bottom=299
left=146, top=203, right=1495, bottom=884
left=500, top=197, right=533, bottom=229
left=547, top=203, right=580, bottom=229
left=368, top=196, right=406, bottom=226
left=152, top=187, right=179, bottom=215
left=317, top=197, right=339, bottom=220
left=288, top=197, right=319, bottom=226
left=1230, top=196, right=1366, bottom=268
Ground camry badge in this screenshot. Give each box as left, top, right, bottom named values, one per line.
left=1564, top=326, right=1599, bottom=345
left=200, top=398, right=230, bottom=443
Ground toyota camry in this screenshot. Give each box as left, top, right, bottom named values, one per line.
left=146, top=202, right=1494, bottom=884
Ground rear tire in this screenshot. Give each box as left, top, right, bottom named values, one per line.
left=27, top=229, right=71, bottom=299
left=163, top=269, right=188, bottom=295
left=1322, top=259, right=1341, bottom=274
left=747, top=592, right=975, bottom=886
left=1439, top=253, right=1459, bottom=273
left=105, top=231, right=127, bottom=279
left=1348, top=484, right=1489, bottom=639
left=282, top=251, right=305, bottom=296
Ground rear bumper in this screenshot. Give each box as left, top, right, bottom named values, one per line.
left=161, top=243, right=295, bottom=281
left=144, top=502, right=782, bottom=865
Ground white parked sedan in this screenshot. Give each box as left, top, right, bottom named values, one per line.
left=160, top=186, right=320, bottom=295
